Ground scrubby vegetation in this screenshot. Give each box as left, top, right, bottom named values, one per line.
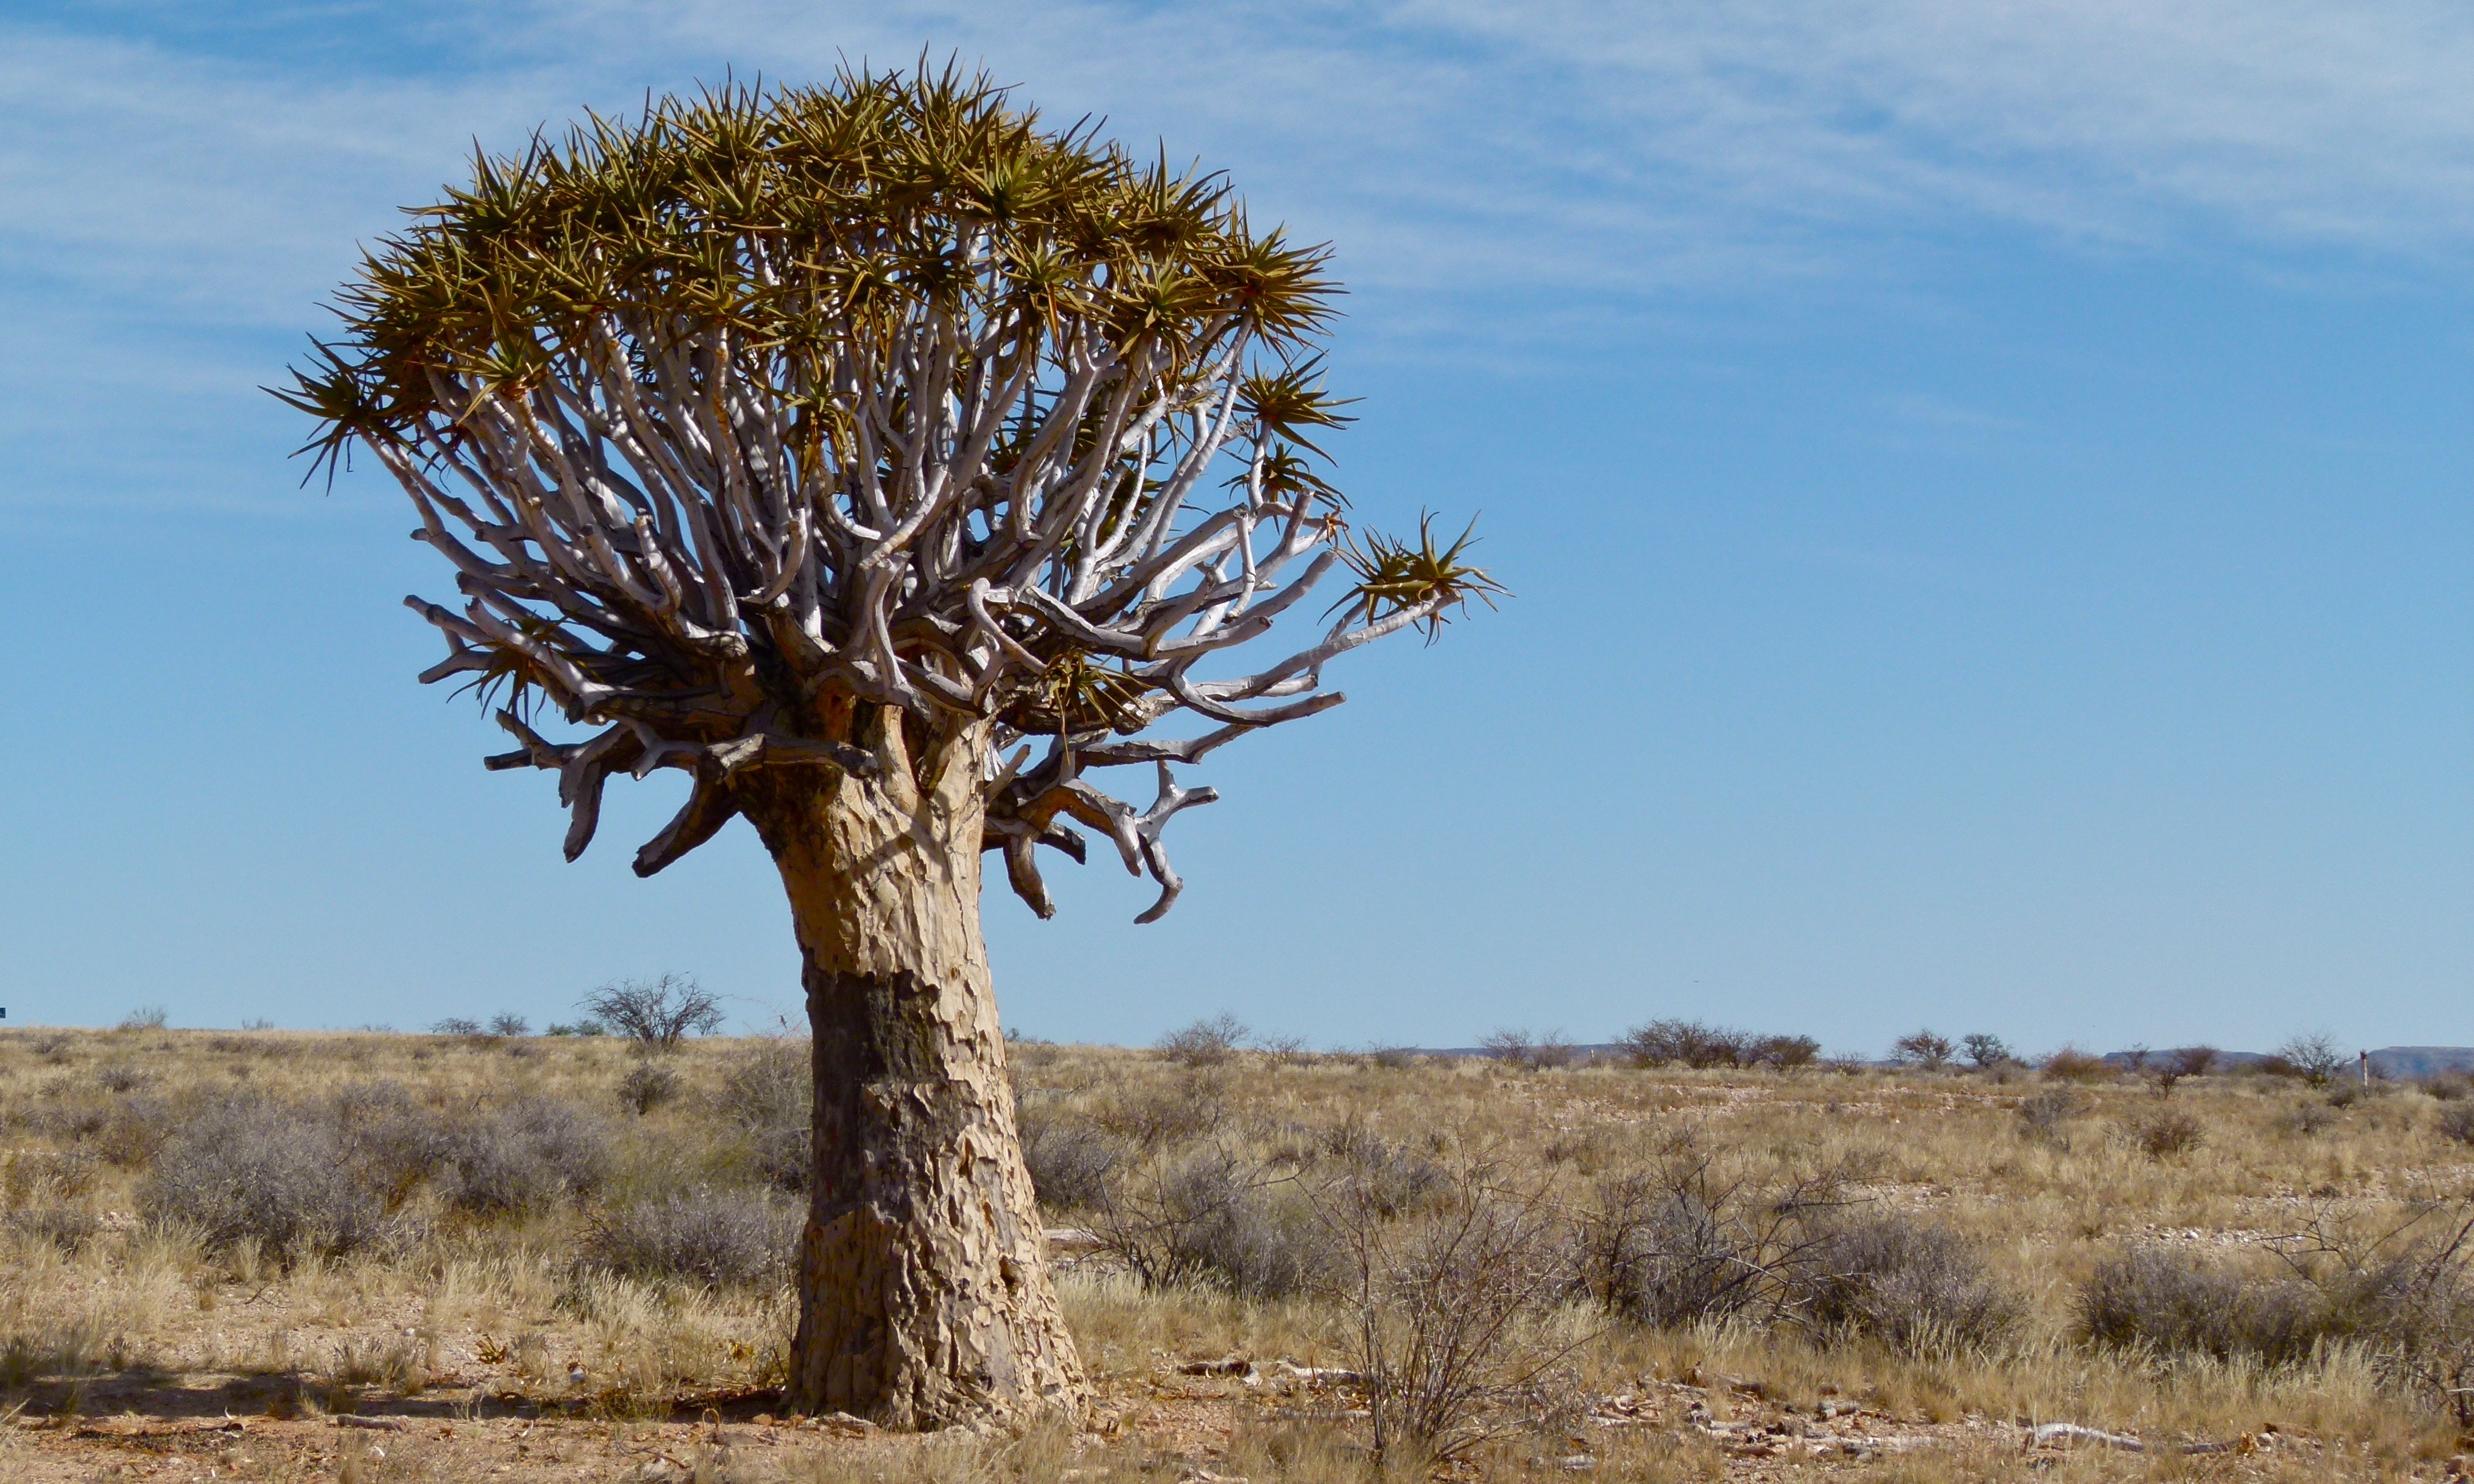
left=3, top=1024, right=2472, bottom=1480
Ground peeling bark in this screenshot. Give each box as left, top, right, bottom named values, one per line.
left=739, top=711, right=1084, bottom=1428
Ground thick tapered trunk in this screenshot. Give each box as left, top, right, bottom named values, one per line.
left=738, top=711, right=1084, bottom=1428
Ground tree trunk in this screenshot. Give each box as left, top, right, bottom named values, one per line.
left=738, top=708, right=1084, bottom=1428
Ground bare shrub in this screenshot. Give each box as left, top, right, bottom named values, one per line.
left=1323, top=1166, right=1574, bottom=1465
left=329, top=1081, right=447, bottom=1207
left=436, top=1099, right=609, bottom=1215
left=1158, top=1014, right=1249, bottom=1067
left=118, top=1005, right=168, bottom=1032
left=1097, top=1075, right=1224, bottom=1149
left=1572, top=1144, right=1847, bottom=1330
left=2283, top=1102, right=2339, bottom=1136
left=1317, top=1121, right=1447, bottom=1218
left=143, top=1099, right=385, bottom=1257
left=81, top=1095, right=174, bottom=1167
left=1797, top=1218, right=2019, bottom=1355
left=716, top=1037, right=811, bottom=1190
left=2275, top=1032, right=2348, bottom=1088
left=1365, top=1045, right=1422, bottom=1071
left=428, top=1017, right=482, bottom=1036
left=2438, top=1103, right=2474, bottom=1146
left=617, top=1062, right=680, bottom=1116
left=487, top=1013, right=531, bottom=1037
left=2426, top=1074, right=2471, bottom=1103
left=93, top=1065, right=151, bottom=1095
left=1256, top=1032, right=1314, bottom=1065
left=2016, top=1087, right=2086, bottom=1148
left=1481, top=1028, right=1574, bottom=1071
left=578, top=973, right=723, bottom=1051
left=2078, top=1218, right=2474, bottom=1415
left=1094, top=1144, right=1334, bottom=1298
left=1020, top=1118, right=1118, bottom=1213
left=2134, top=1110, right=2205, bottom=1160
left=587, top=1187, right=800, bottom=1289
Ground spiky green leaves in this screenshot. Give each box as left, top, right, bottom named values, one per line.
left=286, top=65, right=1340, bottom=476
left=1334, top=515, right=1510, bottom=640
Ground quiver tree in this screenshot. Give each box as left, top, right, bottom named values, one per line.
left=281, top=66, right=1499, bottom=1428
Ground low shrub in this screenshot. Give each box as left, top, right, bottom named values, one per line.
left=330, top=1081, right=447, bottom=1207
left=1480, top=1028, right=1577, bottom=1070
left=2135, top=1110, right=2205, bottom=1160
left=2440, top=1103, right=2474, bottom=1147
left=617, top=1063, right=680, bottom=1116
left=1317, top=1122, right=1447, bottom=1218
left=2016, top=1088, right=2086, bottom=1148
left=93, top=1065, right=152, bottom=1095
left=1619, top=1019, right=1746, bottom=1069
left=1573, top=1148, right=1849, bottom=1332
left=1098, top=1075, right=1224, bottom=1149
left=1021, top=1119, right=1118, bottom=1212
left=142, top=1099, right=385, bottom=1257
left=1797, top=1218, right=2019, bottom=1355
left=716, top=1037, right=811, bottom=1191
left=2040, top=1047, right=2112, bottom=1083
left=2283, top=1103, right=2340, bottom=1136
left=436, top=1099, right=609, bottom=1215
left=587, top=1187, right=799, bottom=1289
left=1094, top=1144, right=1338, bottom=1298
left=2077, top=1247, right=2334, bottom=1365
left=6, top=1207, right=99, bottom=1251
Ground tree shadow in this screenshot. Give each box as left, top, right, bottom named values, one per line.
left=6, top=1368, right=785, bottom=1427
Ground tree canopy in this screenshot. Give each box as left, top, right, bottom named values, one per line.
left=281, top=64, right=1499, bottom=920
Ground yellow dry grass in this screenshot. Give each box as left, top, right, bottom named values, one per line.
left=2, top=1025, right=2468, bottom=1481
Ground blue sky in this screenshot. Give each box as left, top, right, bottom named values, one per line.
left=1, top=1, right=2465, bottom=1055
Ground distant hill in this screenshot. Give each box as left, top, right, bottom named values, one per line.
left=1408, top=1043, right=2474, bottom=1078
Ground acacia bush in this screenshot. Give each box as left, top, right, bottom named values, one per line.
left=1620, top=1020, right=1817, bottom=1070
left=1158, top=1015, right=1250, bottom=1068
left=578, top=974, right=724, bottom=1051
left=2438, top=1103, right=2474, bottom=1146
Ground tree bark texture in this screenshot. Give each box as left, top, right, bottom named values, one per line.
left=740, top=708, right=1085, bottom=1428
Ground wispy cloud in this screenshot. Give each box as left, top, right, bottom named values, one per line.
left=9, top=2, right=2471, bottom=333
left=2, top=0, right=2469, bottom=507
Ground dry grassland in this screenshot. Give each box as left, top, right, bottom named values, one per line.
left=4, top=1027, right=2472, bottom=1482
